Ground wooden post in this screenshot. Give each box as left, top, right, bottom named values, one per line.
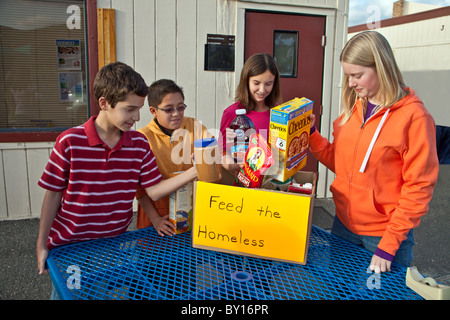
left=97, top=8, right=116, bottom=69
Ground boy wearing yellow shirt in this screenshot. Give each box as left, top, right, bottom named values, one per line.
left=136, top=79, right=212, bottom=235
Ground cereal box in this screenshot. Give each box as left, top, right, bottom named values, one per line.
left=169, top=172, right=193, bottom=234
left=269, top=97, right=313, bottom=182
left=235, top=132, right=274, bottom=188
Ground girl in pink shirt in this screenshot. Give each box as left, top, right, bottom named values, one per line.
left=220, top=53, right=282, bottom=174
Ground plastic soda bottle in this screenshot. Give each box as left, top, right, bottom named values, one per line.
left=229, top=108, right=255, bottom=163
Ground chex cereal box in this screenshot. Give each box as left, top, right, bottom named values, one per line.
left=269, top=97, right=313, bottom=182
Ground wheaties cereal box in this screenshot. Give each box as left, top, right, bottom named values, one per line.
left=269, top=97, right=313, bottom=182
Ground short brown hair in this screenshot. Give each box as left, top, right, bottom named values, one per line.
left=235, top=53, right=281, bottom=112
left=93, top=62, right=148, bottom=108
left=147, top=79, right=184, bottom=108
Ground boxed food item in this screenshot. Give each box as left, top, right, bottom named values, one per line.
left=269, top=97, right=313, bottom=182
left=261, top=177, right=292, bottom=191
left=235, top=132, right=274, bottom=188
left=169, top=172, right=193, bottom=234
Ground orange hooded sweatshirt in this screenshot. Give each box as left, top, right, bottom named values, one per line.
left=310, top=89, right=439, bottom=256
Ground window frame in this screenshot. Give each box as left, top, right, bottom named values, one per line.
left=0, top=0, right=98, bottom=143
left=273, top=29, right=299, bottom=79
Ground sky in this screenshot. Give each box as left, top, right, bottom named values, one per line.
left=348, top=0, right=450, bottom=26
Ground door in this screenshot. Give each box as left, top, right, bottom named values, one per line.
left=245, top=10, right=326, bottom=172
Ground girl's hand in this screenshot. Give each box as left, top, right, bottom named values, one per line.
left=369, top=254, right=392, bottom=273
left=227, top=162, right=243, bottom=175
left=221, top=154, right=243, bottom=175
left=310, top=114, right=316, bottom=127
left=225, top=127, right=236, bottom=145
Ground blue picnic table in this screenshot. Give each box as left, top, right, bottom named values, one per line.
left=47, top=225, right=421, bottom=300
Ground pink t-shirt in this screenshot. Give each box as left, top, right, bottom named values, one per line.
left=219, top=101, right=271, bottom=151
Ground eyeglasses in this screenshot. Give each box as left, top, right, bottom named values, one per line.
left=154, top=104, right=187, bottom=114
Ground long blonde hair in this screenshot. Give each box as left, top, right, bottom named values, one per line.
left=339, top=31, right=408, bottom=124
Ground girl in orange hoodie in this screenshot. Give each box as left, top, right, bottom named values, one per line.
left=309, top=31, right=439, bottom=273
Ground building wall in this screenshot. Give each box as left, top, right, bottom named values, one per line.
left=96, top=0, right=348, bottom=130
left=0, top=0, right=349, bottom=220
left=393, top=0, right=441, bottom=18
left=0, top=142, right=54, bottom=220
left=96, top=0, right=236, bottom=133
left=403, top=1, right=441, bottom=15
left=349, top=7, right=450, bottom=127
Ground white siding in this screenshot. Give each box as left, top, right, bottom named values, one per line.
left=0, top=143, right=53, bottom=220
left=1, top=0, right=348, bottom=219
left=99, top=0, right=348, bottom=135
left=98, top=0, right=348, bottom=199
left=177, top=0, right=198, bottom=120
left=134, top=0, right=156, bottom=127
left=349, top=14, right=450, bottom=126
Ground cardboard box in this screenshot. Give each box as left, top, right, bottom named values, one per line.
left=169, top=172, right=193, bottom=234
left=192, top=169, right=317, bottom=265
left=269, top=97, right=313, bottom=182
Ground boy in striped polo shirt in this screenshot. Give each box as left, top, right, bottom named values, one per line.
left=36, top=62, right=197, bottom=275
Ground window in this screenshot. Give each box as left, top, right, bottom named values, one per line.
left=0, top=0, right=88, bottom=132
left=273, top=30, right=298, bottom=78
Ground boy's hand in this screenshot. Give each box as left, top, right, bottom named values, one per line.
left=36, top=190, right=62, bottom=275
left=37, top=245, right=49, bottom=275
left=153, top=215, right=176, bottom=237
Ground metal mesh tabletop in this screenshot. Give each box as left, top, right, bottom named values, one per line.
left=47, top=225, right=421, bottom=300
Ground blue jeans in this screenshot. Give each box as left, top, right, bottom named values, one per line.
left=331, top=216, right=414, bottom=267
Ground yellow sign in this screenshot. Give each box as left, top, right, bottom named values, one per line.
left=192, top=181, right=314, bottom=264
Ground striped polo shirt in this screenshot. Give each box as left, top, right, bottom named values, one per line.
left=38, top=116, right=162, bottom=249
